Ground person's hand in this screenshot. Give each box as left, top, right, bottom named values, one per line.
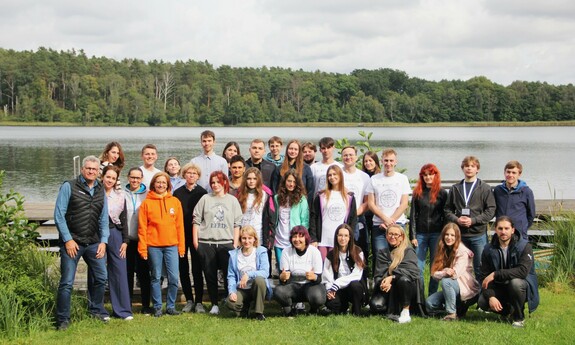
left=380, top=276, right=393, bottom=293
left=96, top=243, right=106, bottom=259
left=327, top=290, right=336, bottom=300
left=482, top=272, right=495, bottom=289
left=239, top=273, right=249, bottom=289
left=229, top=293, right=237, bottom=303
left=457, top=216, right=472, bottom=228
left=445, top=268, right=456, bottom=277
left=488, top=296, right=503, bottom=312
left=193, top=240, right=199, bottom=250
left=280, top=269, right=290, bottom=283
left=65, top=239, right=79, bottom=258
left=411, top=239, right=418, bottom=247
left=305, top=268, right=317, bottom=281
left=119, top=243, right=128, bottom=259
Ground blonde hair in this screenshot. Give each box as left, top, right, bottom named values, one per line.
left=387, top=225, right=409, bottom=274
left=240, top=225, right=259, bottom=247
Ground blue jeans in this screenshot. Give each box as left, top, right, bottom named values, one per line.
left=416, top=232, right=441, bottom=295
left=461, top=234, right=487, bottom=278
left=57, top=242, right=108, bottom=323
left=148, top=246, right=179, bottom=310
left=426, top=277, right=460, bottom=314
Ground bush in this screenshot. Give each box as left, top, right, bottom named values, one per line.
left=541, top=212, right=575, bottom=290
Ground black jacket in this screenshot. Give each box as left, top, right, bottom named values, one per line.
left=409, top=187, right=447, bottom=240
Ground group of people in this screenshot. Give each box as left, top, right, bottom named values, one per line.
left=54, top=130, right=539, bottom=330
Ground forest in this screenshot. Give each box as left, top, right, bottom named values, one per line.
left=1, top=47, right=574, bottom=125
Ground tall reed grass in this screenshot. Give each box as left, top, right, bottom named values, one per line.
left=544, top=212, right=575, bottom=290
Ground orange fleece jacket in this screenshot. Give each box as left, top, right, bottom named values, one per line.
left=138, top=191, right=185, bottom=258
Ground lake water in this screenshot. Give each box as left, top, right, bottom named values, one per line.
left=0, top=126, right=573, bottom=202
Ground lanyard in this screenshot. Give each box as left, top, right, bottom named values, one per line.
left=462, top=179, right=477, bottom=208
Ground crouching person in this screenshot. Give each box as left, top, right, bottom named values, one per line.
left=322, top=224, right=367, bottom=316
left=274, top=226, right=326, bottom=315
left=426, top=223, right=480, bottom=320
left=370, top=225, right=423, bottom=323
left=478, top=216, right=539, bottom=328
left=226, top=226, right=273, bottom=321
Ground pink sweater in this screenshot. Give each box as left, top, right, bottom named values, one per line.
left=432, top=243, right=480, bottom=301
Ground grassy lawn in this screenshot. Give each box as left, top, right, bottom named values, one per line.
left=6, top=288, right=573, bottom=345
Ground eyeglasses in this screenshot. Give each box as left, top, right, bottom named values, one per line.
left=84, top=167, right=98, bottom=171
left=387, top=233, right=403, bottom=238
left=155, top=181, right=168, bottom=185
left=128, top=176, right=142, bottom=180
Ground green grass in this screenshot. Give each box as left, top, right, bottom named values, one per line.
left=5, top=288, right=573, bottom=345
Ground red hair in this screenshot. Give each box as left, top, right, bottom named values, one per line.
left=412, top=163, right=442, bottom=204
left=209, top=170, right=230, bottom=194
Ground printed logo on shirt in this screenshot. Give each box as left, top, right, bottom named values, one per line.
left=327, top=203, right=346, bottom=221
left=379, top=189, right=398, bottom=208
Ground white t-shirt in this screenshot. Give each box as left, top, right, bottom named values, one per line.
left=237, top=249, right=258, bottom=289
left=241, top=193, right=266, bottom=243
left=366, top=172, right=411, bottom=225
left=275, top=205, right=291, bottom=248
left=343, top=169, right=370, bottom=211
left=280, top=245, right=323, bottom=284
left=310, top=161, right=344, bottom=195
left=140, top=166, right=161, bottom=190
left=319, top=193, right=347, bottom=247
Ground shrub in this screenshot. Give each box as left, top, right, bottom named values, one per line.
left=541, top=212, right=575, bottom=290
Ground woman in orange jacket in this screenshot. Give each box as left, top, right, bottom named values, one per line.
left=138, top=172, right=185, bottom=317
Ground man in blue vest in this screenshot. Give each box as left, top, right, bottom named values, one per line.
left=54, top=155, right=110, bottom=330
left=478, top=216, right=539, bottom=328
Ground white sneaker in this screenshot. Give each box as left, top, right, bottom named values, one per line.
left=295, top=302, right=305, bottom=311
left=123, top=315, right=134, bottom=321
left=182, top=300, right=194, bottom=313
left=195, top=303, right=206, bottom=313
left=512, top=320, right=525, bottom=328
left=209, top=305, right=220, bottom=315
left=398, top=310, right=411, bottom=324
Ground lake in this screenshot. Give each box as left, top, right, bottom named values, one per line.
left=0, top=126, right=573, bottom=202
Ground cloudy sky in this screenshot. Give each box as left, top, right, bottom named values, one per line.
left=3, top=0, right=575, bottom=85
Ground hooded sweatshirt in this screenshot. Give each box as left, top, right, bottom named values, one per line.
left=138, top=190, right=184, bottom=258
left=124, top=183, right=148, bottom=241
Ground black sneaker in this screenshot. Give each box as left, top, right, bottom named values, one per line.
left=166, top=308, right=181, bottom=316
left=255, top=313, right=266, bottom=321
left=153, top=308, right=163, bottom=318
left=141, top=306, right=154, bottom=315
left=57, top=321, right=69, bottom=331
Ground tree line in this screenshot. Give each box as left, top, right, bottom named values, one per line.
left=1, top=47, right=574, bottom=125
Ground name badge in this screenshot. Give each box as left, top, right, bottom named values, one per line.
left=461, top=208, right=471, bottom=216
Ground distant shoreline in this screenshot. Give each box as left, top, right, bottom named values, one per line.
left=1, top=120, right=574, bottom=128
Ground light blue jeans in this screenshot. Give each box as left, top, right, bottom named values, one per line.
left=148, top=246, right=179, bottom=310
left=416, top=232, right=441, bottom=295
left=426, top=277, right=460, bottom=314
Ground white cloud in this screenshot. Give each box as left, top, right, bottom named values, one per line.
left=1, top=0, right=574, bottom=85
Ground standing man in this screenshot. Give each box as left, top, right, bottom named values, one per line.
left=191, top=130, right=229, bottom=192
left=310, top=137, right=343, bottom=195
left=228, top=155, right=246, bottom=195
left=54, top=155, right=110, bottom=330
left=302, top=142, right=317, bottom=165
left=445, top=155, right=496, bottom=277
left=478, top=216, right=539, bottom=328
left=264, top=136, right=284, bottom=167
left=140, top=144, right=161, bottom=188
left=493, top=160, right=536, bottom=241
left=341, top=146, right=371, bottom=260
left=245, top=139, right=276, bottom=190
left=366, top=149, right=410, bottom=252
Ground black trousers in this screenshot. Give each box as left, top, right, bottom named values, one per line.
left=126, top=240, right=151, bottom=308
left=478, top=278, right=528, bottom=321
left=197, top=242, right=233, bottom=305
left=325, top=280, right=365, bottom=315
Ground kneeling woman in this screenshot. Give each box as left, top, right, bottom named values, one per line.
left=274, top=226, right=326, bottom=315
left=226, top=226, right=273, bottom=320
left=370, top=224, right=420, bottom=323
left=323, top=224, right=367, bottom=316
left=426, top=223, right=480, bottom=320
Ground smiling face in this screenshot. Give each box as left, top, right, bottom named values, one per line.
left=363, top=155, right=376, bottom=173
left=107, top=146, right=120, bottom=164
left=504, top=167, right=521, bottom=188
left=165, top=159, right=180, bottom=177
left=154, top=175, right=168, bottom=194
left=285, top=174, right=296, bottom=192
left=201, top=136, right=215, bottom=154
left=102, top=168, right=118, bottom=191
left=287, top=142, right=299, bottom=160
left=302, top=146, right=315, bottom=163
left=291, top=233, right=307, bottom=251
left=336, top=227, right=351, bottom=251
left=342, top=147, right=357, bottom=168
left=423, top=171, right=435, bottom=187
left=224, top=145, right=238, bottom=160
left=81, top=161, right=100, bottom=184
left=128, top=170, right=143, bottom=191
left=269, top=141, right=282, bottom=158
left=386, top=227, right=404, bottom=248
left=444, top=228, right=457, bottom=247
left=382, top=153, right=397, bottom=176
left=141, top=148, right=158, bottom=168
left=327, top=167, right=340, bottom=189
